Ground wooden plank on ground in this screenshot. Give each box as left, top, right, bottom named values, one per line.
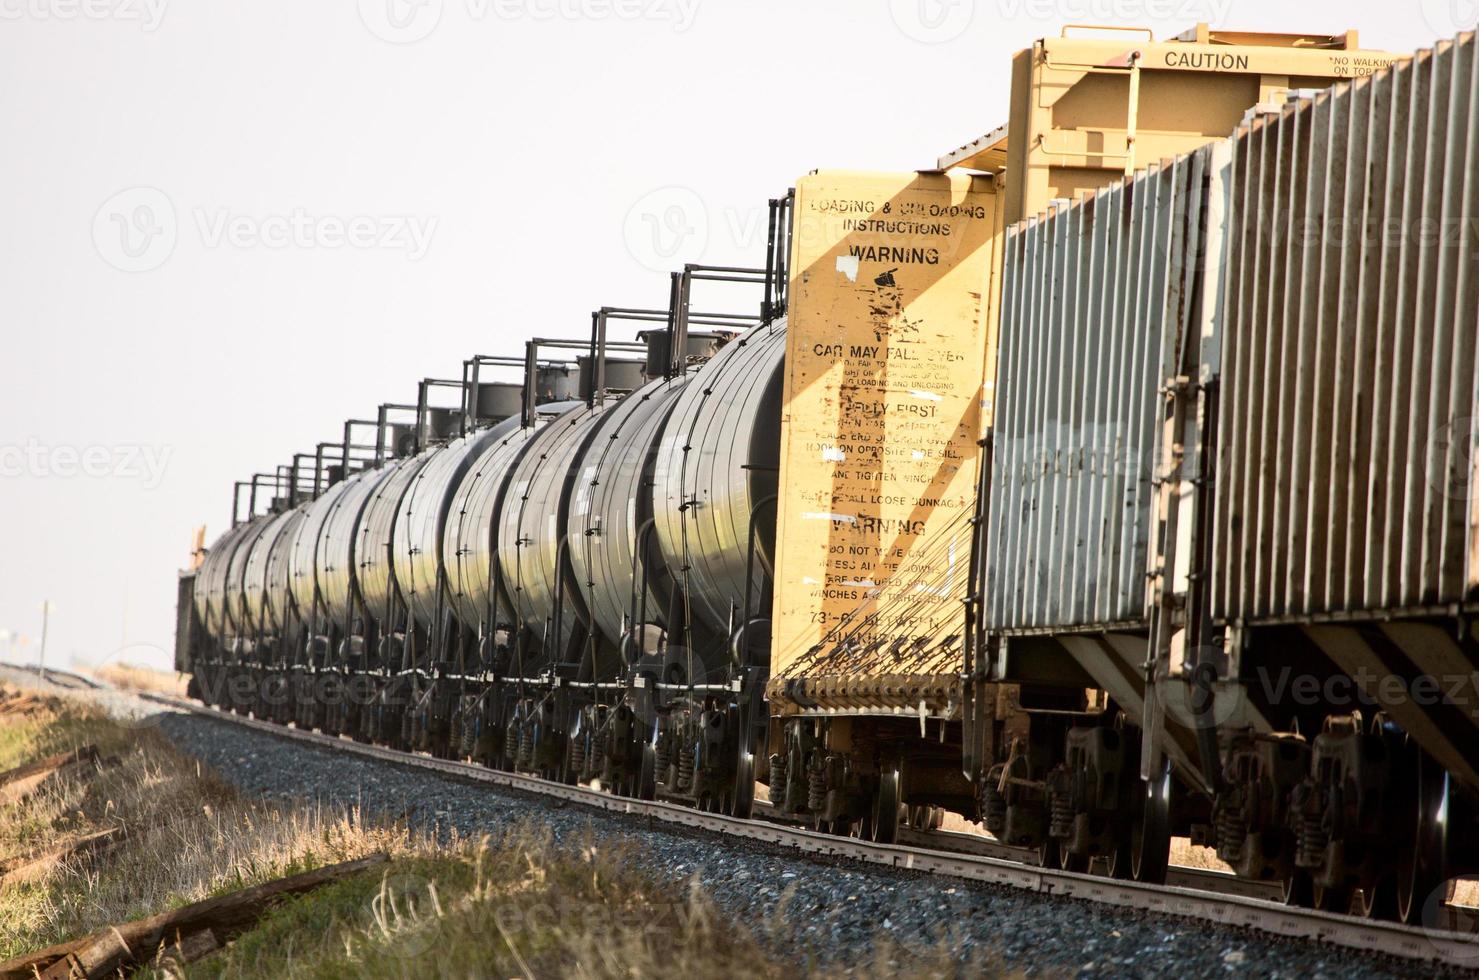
left=0, top=852, right=389, bottom=979
left=0, top=747, right=102, bottom=806
left=0, top=828, right=122, bottom=887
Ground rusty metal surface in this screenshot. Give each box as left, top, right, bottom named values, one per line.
left=767, top=172, right=999, bottom=709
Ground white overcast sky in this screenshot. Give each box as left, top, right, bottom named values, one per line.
left=0, top=0, right=1465, bottom=671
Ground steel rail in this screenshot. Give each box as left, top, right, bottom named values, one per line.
left=131, top=690, right=1479, bottom=967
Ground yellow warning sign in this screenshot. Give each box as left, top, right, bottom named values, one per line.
left=769, top=170, right=1001, bottom=692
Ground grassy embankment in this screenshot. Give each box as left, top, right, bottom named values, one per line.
left=0, top=683, right=990, bottom=977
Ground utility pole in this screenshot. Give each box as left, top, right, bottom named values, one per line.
left=38, top=600, right=50, bottom=682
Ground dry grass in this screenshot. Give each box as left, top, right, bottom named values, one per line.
left=0, top=683, right=1007, bottom=978
left=88, top=662, right=190, bottom=696
left=0, top=687, right=412, bottom=960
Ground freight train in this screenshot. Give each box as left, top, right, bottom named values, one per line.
left=176, top=25, right=1477, bottom=926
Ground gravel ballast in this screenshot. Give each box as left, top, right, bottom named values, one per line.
left=3, top=670, right=1464, bottom=978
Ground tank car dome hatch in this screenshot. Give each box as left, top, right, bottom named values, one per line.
left=575, top=355, right=646, bottom=401
left=474, top=381, right=523, bottom=423
left=637, top=329, right=734, bottom=380
left=389, top=424, right=418, bottom=459
left=424, top=407, right=462, bottom=442
left=534, top=363, right=579, bottom=404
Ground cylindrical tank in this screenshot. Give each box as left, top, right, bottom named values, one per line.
left=196, top=520, right=255, bottom=641
left=355, top=451, right=433, bottom=628
left=236, top=509, right=297, bottom=637
left=567, top=376, right=691, bottom=651
left=441, top=419, right=550, bottom=631
left=392, top=418, right=520, bottom=630
left=496, top=402, right=614, bottom=661
left=287, top=479, right=353, bottom=626
left=261, top=508, right=306, bottom=634
left=315, top=465, right=399, bottom=627
left=224, top=517, right=277, bottom=639
left=652, top=320, right=787, bottom=636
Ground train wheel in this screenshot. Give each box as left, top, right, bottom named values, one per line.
left=1058, top=846, right=1090, bottom=873
left=1398, top=756, right=1450, bottom=924
left=730, top=740, right=756, bottom=820
left=1314, top=883, right=1355, bottom=914
left=636, top=743, right=657, bottom=801
left=1131, top=762, right=1172, bottom=884
left=1282, top=869, right=1315, bottom=907
left=1354, top=878, right=1402, bottom=920
left=1037, top=837, right=1061, bottom=869
left=869, top=769, right=901, bottom=844
left=907, top=805, right=938, bottom=830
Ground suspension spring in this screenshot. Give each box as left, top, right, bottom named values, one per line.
left=1048, top=777, right=1075, bottom=840
left=1213, top=788, right=1249, bottom=863
left=589, top=727, right=607, bottom=778
left=677, top=742, right=696, bottom=791
left=655, top=729, right=672, bottom=776
left=1291, top=781, right=1329, bottom=869
left=518, top=724, right=534, bottom=768
left=807, top=758, right=827, bottom=812
left=769, top=754, right=788, bottom=804
left=569, top=733, right=586, bottom=777
left=979, top=764, right=1007, bottom=835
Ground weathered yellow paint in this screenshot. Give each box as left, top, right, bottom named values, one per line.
left=938, top=24, right=1404, bottom=222
left=768, top=171, right=1001, bottom=698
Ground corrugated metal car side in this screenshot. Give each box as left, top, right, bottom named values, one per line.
left=1213, top=35, right=1478, bottom=622
left=987, top=152, right=1207, bottom=632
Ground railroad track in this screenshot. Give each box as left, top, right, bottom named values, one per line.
left=1, top=662, right=104, bottom=690
left=128, top=689, right=1478, bottom=968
